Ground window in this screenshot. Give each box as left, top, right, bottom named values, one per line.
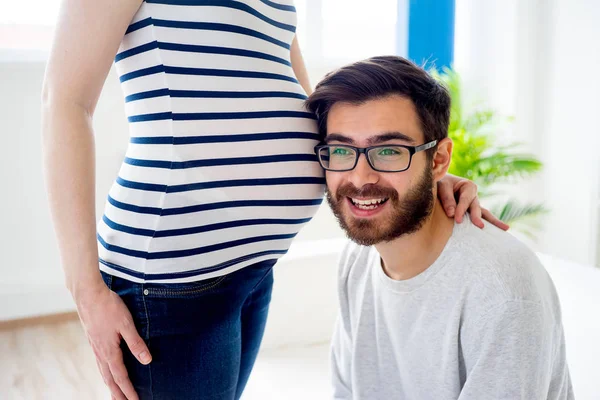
left=295, top=0, right=398, bottom=66
left=321, top=0, right=397, bottom=61
left=0, top=1, right=60, bottom=51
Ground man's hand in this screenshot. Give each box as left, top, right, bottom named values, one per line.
left=437, top=174, right=510, bottom=231
left=75, top=282, right=151, bottom=400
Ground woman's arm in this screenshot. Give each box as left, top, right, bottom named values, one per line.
left=42, top=1, right=148, bottom=399
left=291, top=35, right=313, bottom=95
left=42, top=0, right=140, bottom=302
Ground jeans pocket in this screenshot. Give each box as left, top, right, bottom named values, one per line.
left=250, top=264, right=275, bottom=292
left=143, top=275, right=229, bottom=298
left=100, top=270, right=113, bottom=290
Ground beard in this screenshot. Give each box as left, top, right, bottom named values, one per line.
left=326, top=168, right=435, bottom=246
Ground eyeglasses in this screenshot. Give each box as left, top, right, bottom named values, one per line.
left=314, top=140, right=437, bottom=172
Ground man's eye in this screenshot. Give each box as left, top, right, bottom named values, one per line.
left=378, top=148, right=400, bottom=156
left=332, top=148, right=350, bottom=156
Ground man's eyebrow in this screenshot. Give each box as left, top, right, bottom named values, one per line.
left=324, top=133, right=355, bottom=144
left=324, top=132, right=417, bottom=145
left=367, top=132, right=416, bottom=145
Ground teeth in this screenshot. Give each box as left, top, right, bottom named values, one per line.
left=351, top=198, right=386, bottom=206
left=356, top=204, right=378, bottom=210
left=350, top=198, right=388, bottom=211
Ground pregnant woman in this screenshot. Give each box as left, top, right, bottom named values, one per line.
left=41, top=1, right=506, bottom=399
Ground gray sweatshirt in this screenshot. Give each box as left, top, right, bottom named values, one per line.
left=331, top=217, right=573, bottom=399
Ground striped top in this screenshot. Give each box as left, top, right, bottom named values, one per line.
left=97, top=0, right=325, bottom=283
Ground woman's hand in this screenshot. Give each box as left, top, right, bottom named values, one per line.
left=75, top=280, right=151, bottom=400
left=437, top=174, right=509, bottom=231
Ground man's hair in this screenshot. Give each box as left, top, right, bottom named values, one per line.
left=305, top=56, right=451, bottom=152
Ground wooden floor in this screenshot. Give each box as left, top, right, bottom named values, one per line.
left=0, top=314, right=333, bottom=400
left=0, top=313, right=110, bottom=400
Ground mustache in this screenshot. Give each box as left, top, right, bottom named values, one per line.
left=335, top=183, right=398, bottom=201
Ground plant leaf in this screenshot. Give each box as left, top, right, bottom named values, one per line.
left=490, top=200, right=549, bottom=237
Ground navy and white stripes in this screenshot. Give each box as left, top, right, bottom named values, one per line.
left=98, top=0, right=324, bottom=283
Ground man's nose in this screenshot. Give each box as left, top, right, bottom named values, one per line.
left=347, top=153, right=379, bottom=188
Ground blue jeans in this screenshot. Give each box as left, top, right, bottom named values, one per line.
left=100, top=260, right=275, bottom=399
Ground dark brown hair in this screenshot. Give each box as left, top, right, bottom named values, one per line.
left=305, top=56, right=451, bottom=150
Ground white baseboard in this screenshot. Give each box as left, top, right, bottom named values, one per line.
left=0, top=282, right=76, bottom=321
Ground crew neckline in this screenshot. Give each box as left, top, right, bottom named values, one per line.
left=372, top=216, right=469, bottom=294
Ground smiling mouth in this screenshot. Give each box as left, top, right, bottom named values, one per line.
left=349, top=197, right=389, bottom=210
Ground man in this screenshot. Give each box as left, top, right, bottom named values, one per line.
left=306, top=56, right=573, bottom=399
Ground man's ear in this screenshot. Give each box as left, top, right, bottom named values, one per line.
left=431, top=138, right=453, bottom=182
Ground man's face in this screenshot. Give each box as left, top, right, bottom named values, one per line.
left=325, top=95, right=435, bottom=246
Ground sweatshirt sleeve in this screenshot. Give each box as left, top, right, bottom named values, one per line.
left=331, top=314, right=353, bottom=399
left=330, top=242, right=356, bottom=399
left=458, top=300, right=573, bottom=400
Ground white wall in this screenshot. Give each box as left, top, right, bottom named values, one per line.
left=537, top=0, right=600, bottom=266
left=454, top=0, right=600, bottom=266
left=0, top=61, right=126, bottom=287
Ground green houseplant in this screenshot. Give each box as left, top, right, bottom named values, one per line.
left=431, top=67, right=548, bottom=236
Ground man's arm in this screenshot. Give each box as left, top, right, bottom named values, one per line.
left=330, top=242, right=358, bottom=399
left=459, top=300, right=573, bottom=399
left=331, top=315, right=353, bottom=399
